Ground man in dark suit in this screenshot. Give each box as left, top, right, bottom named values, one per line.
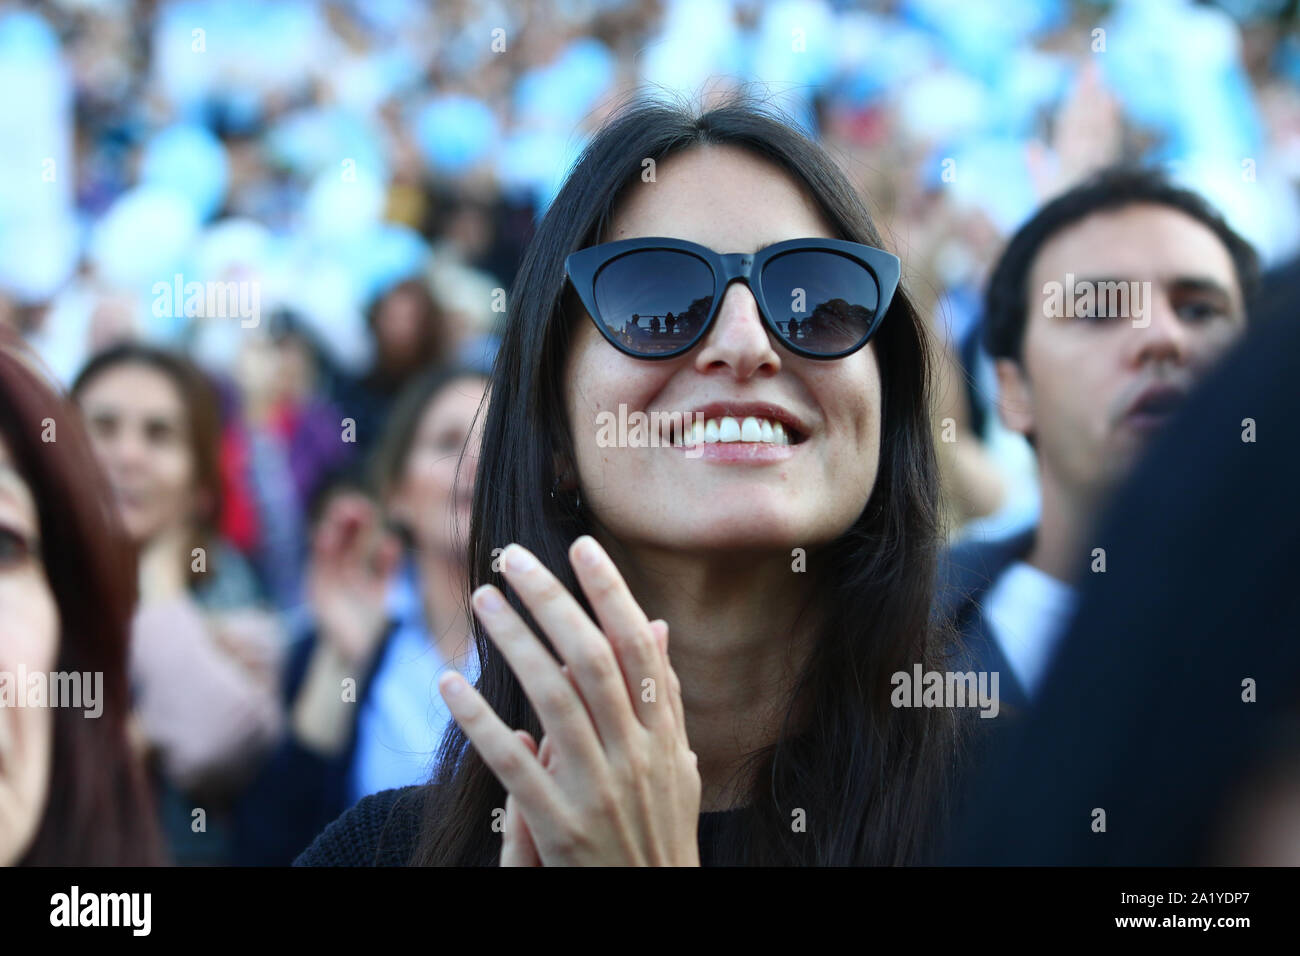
left=938, top=167, right=1258, bottom=710
left=937, top=526, right=1037, bottom=714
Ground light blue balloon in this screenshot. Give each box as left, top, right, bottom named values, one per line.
left=140, top=125, right=230, bottom=222
left=413, top=95, right=498, bottom=175
left=0, top=9, right=59, bottom=60
left=345, top=224, right=432, bottom=306
left=514, top=38, right=614, bottom=128
left=264, top=106, right=390, bottom=182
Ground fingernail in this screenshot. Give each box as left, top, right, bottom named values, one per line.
left=504, top=544, right=538, bottom=573
left=473, top=586, right=504, bottom=612
left=574, top=536, right=600, bottom=568
left=443, top=674, right=465, bottom=696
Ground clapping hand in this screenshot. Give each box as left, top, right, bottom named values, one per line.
left=439, top=535, right=700, bottom=866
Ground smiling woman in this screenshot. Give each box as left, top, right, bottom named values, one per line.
left=297, top=96, right=964, bottom=866
left=71, top=344, right=283, bottom=865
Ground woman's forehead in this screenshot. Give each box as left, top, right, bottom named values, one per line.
left=606, top=145, right=834, bottom=253
left=419, top=378, right=486, bottom=429
left=80, top=364, right=186, bottom=417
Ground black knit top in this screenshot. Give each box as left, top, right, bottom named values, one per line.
left=293, top=785, right=742, bottom=866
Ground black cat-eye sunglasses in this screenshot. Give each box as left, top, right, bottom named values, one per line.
left=564, top=236, right=900, bottom=360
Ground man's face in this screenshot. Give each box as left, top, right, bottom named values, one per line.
left=997, top=203, right=1247, bottom=502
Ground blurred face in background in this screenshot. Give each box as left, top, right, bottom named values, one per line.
left=387, top=376, right=488, bottom=557
left=273, top=332, right=318, bottom=404
left=77, top=363, right=200, bottom=545
left=235, top=329, right=318, bottom=412
left=372, top=280, right=436, bottom=372
left=234, top=331, right=278, bottom=415
left=998, top=203, right=1247, bottom=503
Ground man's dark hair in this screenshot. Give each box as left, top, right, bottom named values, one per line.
left=983, top=166, right=1260, bottom=363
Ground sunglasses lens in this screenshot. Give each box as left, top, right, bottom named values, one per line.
left=593, top=250, right=714, bottom=355
left=762, top=250, right=882, bottom=354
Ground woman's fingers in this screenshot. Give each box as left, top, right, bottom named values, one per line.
left=501, top=730, right=541, bottom=867
left=566, top=537, right=672, bottom=735
left=457, top=541, right=700, bottom=866
left=314, top=496, right=369, bottom=588
left=649, top=619, right=667, bottom=656
left=438, top=672, right=563, bottom=834
left=370, top=530, right=402, bottom=582
left=495, top=543, right=641, bottom=748
left=465, top=585, right=606, bottom=765
left=342, top=504, right=380, bottom=576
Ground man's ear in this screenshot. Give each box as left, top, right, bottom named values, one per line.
left=994, top=357, right=1036, bottom=441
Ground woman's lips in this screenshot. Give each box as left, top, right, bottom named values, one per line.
left=663, top=439, right=799, bottom=463
left=113, top=487, right=150, bottom=510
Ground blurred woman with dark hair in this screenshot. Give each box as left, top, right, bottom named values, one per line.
left=234, top=364, right=487, bottom=864
left=0, top=331, right=163, bottom=865
left=72, top=343, right=283, bottom=865
left=339, top=277, right=454, bottom=459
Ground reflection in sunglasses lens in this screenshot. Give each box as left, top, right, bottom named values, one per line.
left=594, top=250, right=714, bottom=355
left=763, top=251, right=880, bottom=354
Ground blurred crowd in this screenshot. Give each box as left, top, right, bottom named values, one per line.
left=1, top=0, right=1298, bottom=865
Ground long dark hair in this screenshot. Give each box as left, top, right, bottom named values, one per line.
left=0, top=332, right=164, bottom=865
left=415, top=96, right=963, bottom=865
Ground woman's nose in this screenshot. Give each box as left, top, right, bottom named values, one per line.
left=691, top=282, right=782, bottom=378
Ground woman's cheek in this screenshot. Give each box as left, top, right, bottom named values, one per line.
left=406, top=462, right=455, bottom=544
left=412, top=458, right=448, bottom=513
left=0, top=571, right=60, bottom=673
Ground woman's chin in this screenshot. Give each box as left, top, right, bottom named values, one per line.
left=619, top=513, right=816, bottom=554
left=120, top=515, right=159, bottom=546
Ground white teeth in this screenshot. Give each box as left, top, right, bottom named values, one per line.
left=683, top=416, right=795, bottom=445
